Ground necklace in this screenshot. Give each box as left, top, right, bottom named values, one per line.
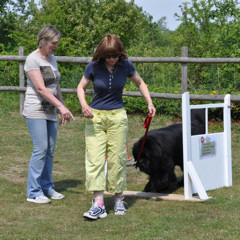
left=109, top=65, right=118, bottom=79
left=108, top=65, right=118, bottom=92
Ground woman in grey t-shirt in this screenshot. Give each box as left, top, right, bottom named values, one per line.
left=23, top=25, right=75, bottom=204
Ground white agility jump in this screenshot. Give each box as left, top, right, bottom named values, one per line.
left=182, top=92, right=232, bottom=200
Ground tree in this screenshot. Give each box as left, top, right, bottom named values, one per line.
left=10, top=0, right=159, bottom=55
left=6, top=0, right=170, bottom=89
left=0, top=0, right=38, bottom=50
left=172, top=0, right=240, bottom=91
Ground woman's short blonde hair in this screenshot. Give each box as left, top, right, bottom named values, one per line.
left=37, top=25, right=61, bottom=48
left=92, top=34, right=128, bottom=62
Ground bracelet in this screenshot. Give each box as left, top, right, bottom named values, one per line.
left=148, top=104, right=154, bottom=107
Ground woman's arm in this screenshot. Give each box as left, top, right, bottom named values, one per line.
left=77, top=75, right=94, bottom=118
left=56, top=84, right=64, bottom=104
left=129, top=71, right=156, bottom=117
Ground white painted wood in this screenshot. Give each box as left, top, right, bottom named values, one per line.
left=182, top=92, right=232, bottom=200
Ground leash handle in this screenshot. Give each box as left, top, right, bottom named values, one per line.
left=135, top=114, right=152, bottom=168
left=143, top=114, right=152, bottom=128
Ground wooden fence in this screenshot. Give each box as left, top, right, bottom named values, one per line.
left=1, top=46, right=240, bottom=113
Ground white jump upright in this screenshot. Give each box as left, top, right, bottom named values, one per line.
left=182, top=92, right=232, bottom=200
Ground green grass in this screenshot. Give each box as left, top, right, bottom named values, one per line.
left=0, top=107, right=240, bottom=239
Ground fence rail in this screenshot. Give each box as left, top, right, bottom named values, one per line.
left=2, top=55, right=240, bottom=64
left=1, top=86, right=240, bottom=102
left=1, top=46, right=240, bottom=113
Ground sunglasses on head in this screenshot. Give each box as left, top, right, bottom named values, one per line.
left=104, top=54, right=119, bottom=59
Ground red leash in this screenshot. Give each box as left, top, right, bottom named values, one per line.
left=135, top=114, right=152, bottom=168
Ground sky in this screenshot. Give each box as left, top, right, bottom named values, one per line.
left=126, top=0, right=185, bottom=30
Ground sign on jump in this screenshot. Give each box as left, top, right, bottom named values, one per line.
left=182, top=92, right=232, bottom=200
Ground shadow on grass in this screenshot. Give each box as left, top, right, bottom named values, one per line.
left=54, top=179, right=82, bottom=194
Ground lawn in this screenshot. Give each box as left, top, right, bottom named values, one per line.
left=0, top=107, right=240, bottom=240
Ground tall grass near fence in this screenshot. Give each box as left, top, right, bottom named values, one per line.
left=0, top=95, right=240, bottom=239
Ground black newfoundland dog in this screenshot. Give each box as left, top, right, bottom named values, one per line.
left=132, top=109, right=205, bottom=193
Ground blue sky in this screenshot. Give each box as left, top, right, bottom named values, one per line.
left=127, top=0, right=185, bottom=30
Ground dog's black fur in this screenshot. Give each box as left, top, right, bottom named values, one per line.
left=132, top=109, right=205, bottom=193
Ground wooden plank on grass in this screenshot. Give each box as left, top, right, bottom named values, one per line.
left=104, top=191, right=210, bottom=202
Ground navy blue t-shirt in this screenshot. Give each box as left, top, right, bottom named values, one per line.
left=84, top=59, right=136, bottom=110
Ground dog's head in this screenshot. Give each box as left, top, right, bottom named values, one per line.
left=132, top=134, right=162, bottom=175
left=191, top=108, right=206, bottom=135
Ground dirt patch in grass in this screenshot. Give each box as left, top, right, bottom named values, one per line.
left=1, top=164, right=27, bottom=183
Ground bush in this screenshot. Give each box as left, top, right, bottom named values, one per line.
left=1, top=90, right=240, bottom=120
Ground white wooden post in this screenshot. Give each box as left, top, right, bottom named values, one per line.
left=182, top=92, right=209, bottom=200
left=223, top=95, right=232, bottom=187
left=182, top=92, right=193, bottom=199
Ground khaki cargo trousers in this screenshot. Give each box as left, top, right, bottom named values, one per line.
left=85, top=108, right=128, bottom=193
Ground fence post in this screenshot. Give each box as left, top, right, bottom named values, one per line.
left=19, top=46, right=25, bottom=114
left=181, top=46, right=188, bottom=93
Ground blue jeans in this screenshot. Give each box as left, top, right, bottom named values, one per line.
left=26, top=118, right=58, bottom=198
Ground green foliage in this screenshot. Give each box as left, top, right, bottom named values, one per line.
left=173, top=0, right=240, bottom=91
left=0, top=0, right=38, bottom=50
left=58, top=63, right=86, bottom=88
left=1, top=0, right=240, bottom=119
left=12, top=0, right=158, bottom=56
left=0, top=44, right=19, bottom=86
left=7, top=0, right=172, bottom=97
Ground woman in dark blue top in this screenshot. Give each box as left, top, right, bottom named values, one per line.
left=77, top=34, right=156, bottom=220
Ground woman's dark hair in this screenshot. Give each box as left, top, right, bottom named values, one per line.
left=92, top=34, right=128, bottom=62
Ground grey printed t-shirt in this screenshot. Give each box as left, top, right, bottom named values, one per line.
left=23, top=51, right=60, bottom=121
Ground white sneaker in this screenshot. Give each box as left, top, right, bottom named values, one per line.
left=114, top=197, right=127, bottom=215
left=83, top=199, right=107, bottom=220
left=50, top=191, right=65, bottom=200
left=27, top=195, right=51, bottom=204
